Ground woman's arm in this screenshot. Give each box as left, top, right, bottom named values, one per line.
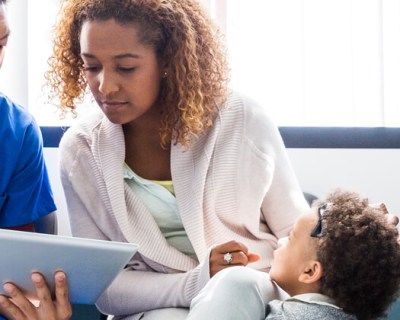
left=242, top=96, right=309, bottom=238
left=96, top=242, right=259, bottom=317
left=95, top=264, right=209, bottom=316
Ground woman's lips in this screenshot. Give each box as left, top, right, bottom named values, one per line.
left=101, top=101, right=128, bottom=110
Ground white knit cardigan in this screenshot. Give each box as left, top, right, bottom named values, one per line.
left=59, top=92, right=309, bottom=318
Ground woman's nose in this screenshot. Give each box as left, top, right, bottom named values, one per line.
left=98, top=71, right=119, bottom=95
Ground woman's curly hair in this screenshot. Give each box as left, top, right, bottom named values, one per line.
left=315, top=190, right=400, bottom=320
left=46, top=0, right=229, bottom=148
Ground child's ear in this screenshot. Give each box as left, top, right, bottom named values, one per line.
left=298, top=260, right=323, bottom=284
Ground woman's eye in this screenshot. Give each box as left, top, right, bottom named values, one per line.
left=118, top=67, right=136, bottom=73
left=83, top=65, right=100, bottom=72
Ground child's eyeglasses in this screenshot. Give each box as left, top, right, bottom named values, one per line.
left=310, top=204, right=328, bottom=238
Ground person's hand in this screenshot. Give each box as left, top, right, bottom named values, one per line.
left=371, top=202, right=400, bottom=243
left=381, top=204, right=399, bottom=226
left=209, top=240, right=260, bottom=277
left=0, top=271, right=72, bottom=320
left=370, top=202, right=399, bottom=226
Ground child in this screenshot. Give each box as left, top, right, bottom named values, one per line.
left=187, top=190, right=400, bottom=320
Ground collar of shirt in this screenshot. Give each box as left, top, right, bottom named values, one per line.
left=287, top=293, right=341, bottom=309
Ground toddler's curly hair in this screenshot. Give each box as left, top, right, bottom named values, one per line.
left=315, top=190, right=400, bottom=320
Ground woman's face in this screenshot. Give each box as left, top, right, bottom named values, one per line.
left=79, top=19, right=163, bottom=125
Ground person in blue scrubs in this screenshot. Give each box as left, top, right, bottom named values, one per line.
left=0, top=1, right=55, bottom=232
left=0, top=94, right=56, bottom=231
left=0, top=1, right=71, bottom=319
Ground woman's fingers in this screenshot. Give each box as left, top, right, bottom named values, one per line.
left=53, top=272, right=72, bottom=320
left=213, top=240, right=249, bottom=256
left=370, top=202, right=399, bottom=225
left=35, top=272, right=72, bottom=320
left=220, top=251, right=260, bottom=265
left=370, top=202, right=399, bottom=227
left=386, top=214, right=399, bottom=226
left=370, top=203, right=399, bottom=242
left=0, top=294, right=24, bottom=320
left=209, top=241, right=260, bottom=277
left=0, top=272, right=72, bottom=320
left=246, top=252, right=261, bottom=263
left=0, top=283, right=34, bottom=320
left=221, top=251, right=247, bottom=265
left=33, top=273, right=56, bottom=319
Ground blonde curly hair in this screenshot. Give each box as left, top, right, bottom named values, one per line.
left=46, top=0, right=229, bottom=148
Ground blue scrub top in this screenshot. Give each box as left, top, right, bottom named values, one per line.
left=0, top=93, right=56, bottom=227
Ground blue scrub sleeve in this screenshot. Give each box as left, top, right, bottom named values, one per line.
left=0, top=120, right=56, bottom=226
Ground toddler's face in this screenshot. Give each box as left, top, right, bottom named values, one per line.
left=269, top=210, right=319, bottom=295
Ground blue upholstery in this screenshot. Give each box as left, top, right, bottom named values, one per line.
left=387, top=298, right=400, bottom=319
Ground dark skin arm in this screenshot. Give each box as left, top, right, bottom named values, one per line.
left=209, top=240, right=260, bottom=277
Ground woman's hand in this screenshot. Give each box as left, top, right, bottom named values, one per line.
left=209, top=240, right=260, bottom=277
left=371, top=202, right=399, bottom=226
left=0, top=271, right=72, bottom=320
left=371, top=203, right=399, bottom=243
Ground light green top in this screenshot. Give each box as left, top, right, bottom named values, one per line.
left=123, top=163, right=197, bottom=261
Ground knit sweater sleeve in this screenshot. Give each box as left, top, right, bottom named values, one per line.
left=95, top=258, right=210, bottom=316
left=240, top=94, right=310, bottom=238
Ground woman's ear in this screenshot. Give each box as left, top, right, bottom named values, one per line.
left=298, top=260, right=323, bottom=284
left=159, top=58, right=169, bottom=78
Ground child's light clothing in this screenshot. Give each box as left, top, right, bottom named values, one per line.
left=188, top=267, right=356, bottom=320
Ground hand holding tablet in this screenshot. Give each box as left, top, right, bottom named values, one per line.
left=0, top=271, right=71, bottom=320
left=0, top=229, right=139, bottom=304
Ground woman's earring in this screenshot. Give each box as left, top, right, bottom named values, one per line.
left=163, top=71, right=168, bottom=78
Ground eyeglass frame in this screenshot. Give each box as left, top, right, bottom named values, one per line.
left=310, top=204, right=328, bottom=238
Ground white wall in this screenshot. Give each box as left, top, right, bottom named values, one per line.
left=44, top=148, right=400, bottom=236
left=288, top=149, right=400, bottom=214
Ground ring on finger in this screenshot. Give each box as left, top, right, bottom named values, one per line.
left=223, top=252, right=233, bottom=264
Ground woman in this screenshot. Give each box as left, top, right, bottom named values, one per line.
left=47, top=0, right=309, bottom=318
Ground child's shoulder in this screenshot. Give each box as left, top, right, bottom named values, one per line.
left=266, top=299, right=356, bottom=320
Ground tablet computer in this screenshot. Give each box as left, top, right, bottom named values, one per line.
left=0, top=229, right=138, bottom=304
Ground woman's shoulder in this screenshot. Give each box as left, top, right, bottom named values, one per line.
left=224, top=91, right=276, bottom=126
left=223, top=91, right=281, bottom=143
